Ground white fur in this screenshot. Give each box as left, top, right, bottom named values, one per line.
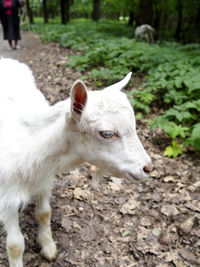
left=0, top=58, right=151, bottom=266
left=135, top=24, right=155, bottom=43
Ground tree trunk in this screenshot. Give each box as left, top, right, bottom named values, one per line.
left=136, top=0, right=153, bottom=26
left=174, top=0, right=182, bottom=39
left=43, top=0, right=48, bottom=23
left=195, top=5, right=200, bottom=36
left=128, top=11, right=134, bottom=26
left=153, top=2, right=161, bottom=40
left=153, top=2, right=160, bottom=32
left=92, top=0, right=101, bottom=22
left=61, top=0, right=70, bottom=24
left=26, top=0, right=34, bottom=24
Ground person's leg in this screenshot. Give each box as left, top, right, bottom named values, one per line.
left=14, top=40, right=18, bottom=49
left=8, top=40, right=13, bottom=48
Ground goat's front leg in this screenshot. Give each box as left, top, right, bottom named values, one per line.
left=35, top=194, right=57, bottom=261
left=3, top=210, right=24, bottom=267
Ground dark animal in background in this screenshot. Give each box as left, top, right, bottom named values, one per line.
left=134, top=24, right=155, bottom=43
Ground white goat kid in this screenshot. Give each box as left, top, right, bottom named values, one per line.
left=135, top=24, right=155, bottom=43
left=0, top=58, right=152, bottom=267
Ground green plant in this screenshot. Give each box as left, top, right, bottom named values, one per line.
left=164, top=141, right=183, bottom=158
left=22, top=19, right=200, bottom=156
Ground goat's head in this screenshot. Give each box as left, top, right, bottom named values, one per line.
left=69, top=73, right=152, bottom=181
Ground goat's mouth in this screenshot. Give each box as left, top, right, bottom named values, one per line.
left=98, top=165, right=149, bottom=182
left=125, top=171, right=138, bottom=180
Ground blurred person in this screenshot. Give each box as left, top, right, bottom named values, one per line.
left=0, top=0, right=25, bottom=50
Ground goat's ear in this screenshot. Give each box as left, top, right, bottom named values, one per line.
left=70, top=80, right=88, bottom=120
left=104, top=72, right=132, bottom=91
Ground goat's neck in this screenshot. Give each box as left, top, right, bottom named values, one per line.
left=24, top=100, right=75, bottom=173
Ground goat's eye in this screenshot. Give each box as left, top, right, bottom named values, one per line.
left=99, top=131, right=119, bottom=139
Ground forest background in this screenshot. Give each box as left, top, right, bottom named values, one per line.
left=23, top=0, right=200, bottom=157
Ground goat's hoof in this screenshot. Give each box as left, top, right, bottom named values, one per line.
left=41, top=242, right=57, bottom=261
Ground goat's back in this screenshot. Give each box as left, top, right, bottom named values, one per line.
left=0, top=58, right=48, bottom=114
left=0, top=58, right=50, bottom=179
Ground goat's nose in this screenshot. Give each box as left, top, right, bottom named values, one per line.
left=143, top=162, right=153, bottom=174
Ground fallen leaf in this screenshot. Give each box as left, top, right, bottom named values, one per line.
left=165, top=250, right=179, bottom=262
left=81, top=226, right=97, bottom=242
left=178, top=216, right=198, bottom=235
left=163, top=175, right=176, bottom=182
left=179, top=248, right=200, bottom=265
left=120, top=197, right=139, bottom=214
left=140, top=217, right=152, bottom=227
left=173, top=260, right=187, bottom=267
left=73, top=221, right=80, bottom=229
left=73, top=187, right=90, bottom=200
left=193, top=180, right=200, bottom=188
left=161, top=205, right=179, bottom=216
left=108, top=182, right=121, bottom=191
left=155, top=264, right=169, bottom=267
left=150, top=170, right=159, bottom=177
left=111, top=177, right=122, bottom=185
left=61, top=215, right=72, bottom=232
left=152, top=227, right=162, bottom=238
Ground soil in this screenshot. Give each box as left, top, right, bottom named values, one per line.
left=0, top=28, right=200, bottom=267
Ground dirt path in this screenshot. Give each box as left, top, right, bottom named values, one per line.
left=0, top=27, right=81, bottom=104
left=0, top=28, right=200, bottom=267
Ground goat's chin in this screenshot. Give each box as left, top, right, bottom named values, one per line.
left=93, top=164, right=149, bottom=183
left=105, top=169, right=147, bottom=182
left=123, top=171, right=149, bottom=182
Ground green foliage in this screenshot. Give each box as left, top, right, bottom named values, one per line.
left=185, top=123, right=200, bottom=151
left=129, top=88, right=154, bottom=113
left=27, top=0, right=200, bottom=42
left=164, top=141, right=183, bottom=158
left=22, top=19, right=200, bottom=156
left=70, top=0, right=92, bottom=18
